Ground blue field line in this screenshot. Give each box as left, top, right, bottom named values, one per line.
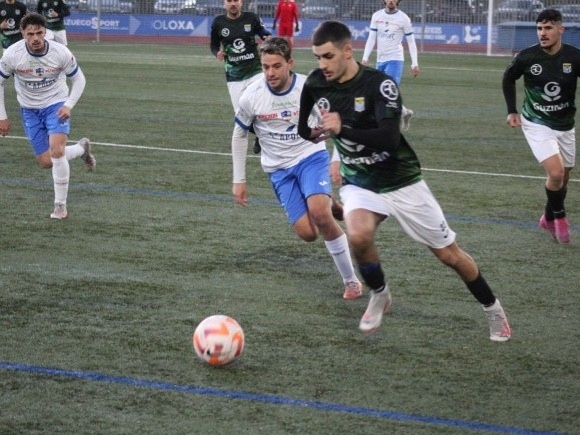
left=0, top=361, right=562, bottom=434
left=2, top=176, right=579, bottom=232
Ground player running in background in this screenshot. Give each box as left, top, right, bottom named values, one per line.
left=36, top=0, right=70, bottom=45
left=503, top=8, right=579, bottom=244
left=0, top=13, right=95, bottom=220
left=0, top=0, right=27, bottom=51
left=298, top=21, right=511, bottom=341
left=231, top=37, right=363, bottom=300
left=361, top=0, right=418, bottom=132
left=272, top=0, right=299, bottom=48
left=210, top=0, right=271, bottom=155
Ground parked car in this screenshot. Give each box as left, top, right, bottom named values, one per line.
left=301, top=0, right=339, bottom=19
left=153, top=0, right=185, bottom=14
left=180, top=0, right=222, bottom=15
left=247, top=0, right=278, bottom=18
left=493, top=0, right=544, bottom=22
left=560, top=4, right=580, bottom=23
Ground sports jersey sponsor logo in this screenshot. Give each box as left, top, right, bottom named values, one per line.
left=533, top=102, right=570, bottom=112
left=541, top=82, right=561, bottom=102
left=342, top=151, right=390, bottom=165
left=315, top=98, right=330, bottom=116
left=379, top=79, right=398, bottom=100
left=228, top=53, right=255, bottom=62
left=563, top=63, right=572, bottom=74
left=26, top=78, right=57, bottom=90
left=230, top=38, right=246, bottom=54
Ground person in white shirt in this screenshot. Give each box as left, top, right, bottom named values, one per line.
left=0, top=13, right=94, bottom=220
left=362, top=0, right=419, bottom=131
left=231, top=37, right=363, bottom=300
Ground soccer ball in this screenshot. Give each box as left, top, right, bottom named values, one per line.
left=192, top=315, right=245, bottom=366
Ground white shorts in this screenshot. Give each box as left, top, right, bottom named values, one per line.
left=340, top=181, right=456, bottom=249
left=226, top=73, right=262, bottom=109
left=45, top=29, right=67, bottom=45
left=521, top=116, right=576, bottom=167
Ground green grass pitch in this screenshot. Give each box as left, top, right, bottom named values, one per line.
left=0, top=42, right=578, bottom=434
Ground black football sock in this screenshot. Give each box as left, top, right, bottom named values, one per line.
left=358, top=262, right=385, bottom=292
left=546, top=186, right=566, bottom=218
left=465, top=272, right=496, bottom=306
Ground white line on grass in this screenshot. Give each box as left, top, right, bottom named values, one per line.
left=4, top=135, right=579, bottom=183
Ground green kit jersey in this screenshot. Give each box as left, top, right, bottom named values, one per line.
left=210, top=12, right=269, bottom=82
left=303, top=65, right=422, bottom=193
left=504, top=43, right=580, bottom=131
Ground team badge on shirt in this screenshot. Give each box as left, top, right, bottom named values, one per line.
left=563, top=63, right=572, bottom=74
left=244, top=24, right=252, bottom=32
left=354, top=97, right=365, bottom=112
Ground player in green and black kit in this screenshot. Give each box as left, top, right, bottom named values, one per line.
left=298, top=20, right=511, bottom=342
left=37, top=0, right=70, bottom=45
left=503, top=8, right=579, bottom=244
left=210, top=0, right=270, bottom=154
left=0, top=0, right=26, bottom=51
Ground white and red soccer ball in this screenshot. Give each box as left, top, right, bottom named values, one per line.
left=192, top=315, right=245, bottom=366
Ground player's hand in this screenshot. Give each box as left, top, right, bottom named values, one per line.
left=233, top=182, right=248, bottom=206
left=309, top=126, right=331, bottom=143
left=0, top=118, right=10, bottom=136
left=361, top=59, right=369, bottom=66
left=506, top=113, right=521, bottom=128
left=330, top=161, right=342, bottom=185
left=57, top=105, right=71, bottom=121
left=321, top=112, right=342, bottom=136
left=216, top=50, right=225, bottom=61
left=411, top=65, right=420, bottom=77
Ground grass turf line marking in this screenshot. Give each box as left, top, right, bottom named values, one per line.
left=3, top=136, right=579, bottom=183
left=0, top=361, right=563, bottom=435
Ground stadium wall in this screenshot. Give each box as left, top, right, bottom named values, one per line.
left=65, top=13, right=490, bottom=52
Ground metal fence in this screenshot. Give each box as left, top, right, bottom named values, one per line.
left=60, top=0, right=580, bottom=56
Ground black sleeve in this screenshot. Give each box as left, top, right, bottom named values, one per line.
left=502, top=64, right=519, bottom=114
left=297, top=84, right=314, bottom=141
left=60, top=1, right=71, bottom=17
left=209, top=20, right=220, bottom=57
left=339, top=118, right=401, bottom=153
left=36, top=0, right=42, bottom=13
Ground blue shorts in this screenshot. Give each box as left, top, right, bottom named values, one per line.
left=20, top=102, right=70, bottom=156
left=376, top=60, right=404, bottom=85
left=268, top=150, right=332, bottom=225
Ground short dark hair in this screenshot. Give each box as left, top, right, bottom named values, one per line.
left=312, top=21, right=351, bottom=48
left=536, top=9, right=562, bottom=24
left=20, top=13, right=47, bottom=30
left=259, top=37, right=292, bottom=62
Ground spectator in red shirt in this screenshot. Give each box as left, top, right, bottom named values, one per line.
left=272, top=0, right=299, bottom=47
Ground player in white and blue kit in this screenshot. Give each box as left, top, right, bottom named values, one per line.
left=0, top=13, right=94, bottom=220
left=362, top=0, right=419, bottom=131
left=231, top=37, right=363, bottom=300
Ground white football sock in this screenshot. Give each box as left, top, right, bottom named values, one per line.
left=51, top=156, right=70, bottom=205
left=325, top=233, right=357, bottom=282
left=65, top=142, right=84, bottom=160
